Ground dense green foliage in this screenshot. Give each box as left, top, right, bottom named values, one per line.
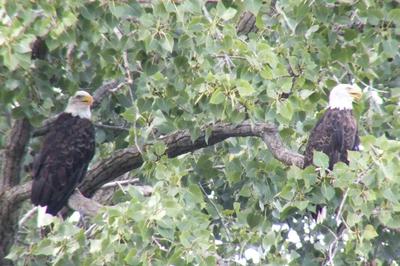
left=2, top=0, right=400, bottom=264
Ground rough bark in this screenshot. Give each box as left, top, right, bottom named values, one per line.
left=0, top=118, right=31, bottom=265
left=237, top=11, right=257, bottom=36
left=79, top=121, right=304, bottom=197
left=67, top=190, right=104, bottom=217
left=0, top=194, right=23, bottom=265
left=1, top=119, right=32, bottom=189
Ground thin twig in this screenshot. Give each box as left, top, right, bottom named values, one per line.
left=215, top=55, right=247, bottom=60
left=95, top=123, right=130, bottom=132
left=101, top=178, right=140, bottom=188
left=152, top=236, right=168, bottom=252
left=320, top=222, right=344, bottom=266
left=114, top=26, right=133, bottom=84
left=127, top=82, right=143, bottom=155
left=18, top=207, right=38, bottom=227
left=335, top=187, right=349, bottom=226
left=198, top=182, right=232, bottom=242
left=114, top=23, right=142, bottom=157
left=85, top=224, right=98, bottom=237
left=325, top=161, right=376, bottom=265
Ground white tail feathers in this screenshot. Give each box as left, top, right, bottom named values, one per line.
left=37, top=206, right=57, bottom=227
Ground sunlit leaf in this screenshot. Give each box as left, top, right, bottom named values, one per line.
left=209, top=89, right=225, bottom=104
left=363, top=224, right=378, bottom=240
left=313, top=151, right=329, bottom=169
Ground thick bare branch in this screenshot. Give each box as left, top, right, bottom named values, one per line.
left=1, top=118, right=32, bottom=190
left=237, top=11, right=257, bottom=36
left=12, top=181, right=151, bottom=218
left=68, top=190, right=104, bottom=217
left=4, top=181, right=31, bottom=205
left=80, top=121, right=304, bottom=197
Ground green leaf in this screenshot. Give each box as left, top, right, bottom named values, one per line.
left=124, top=248, right=139, bottom=265
left=225, top=158, right=242, bottom=184
left=153, top=141, right=166, bottom=156
left=382, top=39, right=398, bottom=58
left=237, top=80, right=255, bottom=96
left=333, top=162, right=354, bottom=188
left=33, top=239, right=58, bottom=256
left=305, top=25, right=319, bottom=39
left=109, top=3, right=142, bottom=18
left=121, top=107, right=136, bottom=122
left=388, top=9, right=400, bottom=25
left=277, top=101, right=293, bottom=120
left=161, top=33, right=174, bottom=53
left=313, top=151, right=329, bottom=169
left=382, top=188, right=399, bottom=203
left=62, top=11, right=77, bottom=27
left=188, top=184, right=203, bottom=204
left=294, top=200, right=309, bottom=211
left=260, top=66, right=273, bottom=80
left=346, top=212, right=362, bottom=227
left=321, top=183, right=335, bottom=201
left=363, top=224, right=378, bottom=240
left=89, top=239, right=102, bottom=254
left=221, top=8, right=237, bottom=21
left=244, top=0, right=263, bottom=15
left=2, top=49, right=19, bottom=70
left=14, top=34, right=36, bottom=53
left=247, top=213, right=263, bottom=228
left=279, top=184, right=295, bottom=200
left=209, top=89, right=225, bottom=104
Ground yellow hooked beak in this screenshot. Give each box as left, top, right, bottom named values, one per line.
left=348, top=85, right=362, bottom=101
left=82, top=95, right=94, bottom=106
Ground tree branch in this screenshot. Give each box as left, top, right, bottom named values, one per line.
left=67, top=190, right=104, bottom=217
left=7, top=120, right=304, bottom=212
left=80, top=121, right=304, bottom=197
left=100, top=178, right=139, bottom=188
left=1, top=118, right=32, bottom=190
left=236, top=11, right=257, bottom=36
left=0, top=119, right=31, bottom=265
left=94, top=123, right=130, bottom=132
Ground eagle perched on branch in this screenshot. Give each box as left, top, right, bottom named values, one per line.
left=303, top=84, right=362, bottom=223
left=304, top=84, right=362, bottom=170
left=31, top=91, right=95, bottom=215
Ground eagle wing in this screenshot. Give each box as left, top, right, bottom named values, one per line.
left=304, top=109, right=358, bottom=170
left=31, top=113, right=95, bottom=215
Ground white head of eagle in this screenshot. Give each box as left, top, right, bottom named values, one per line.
left=65, top=90, right=94, bottom=119
left=328, top=84, right=362, bottom=110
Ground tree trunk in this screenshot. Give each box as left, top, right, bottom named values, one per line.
left=0, top=195, right=21, bottom=265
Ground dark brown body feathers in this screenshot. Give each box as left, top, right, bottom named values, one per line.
left=304, top=108, right=359, bottom=170
left=31, top=113, right=95, bottom=215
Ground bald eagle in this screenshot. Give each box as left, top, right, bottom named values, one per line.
left=304, top=84, right=362, bottom=170
left=31, top=91, right=95, bottom=215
